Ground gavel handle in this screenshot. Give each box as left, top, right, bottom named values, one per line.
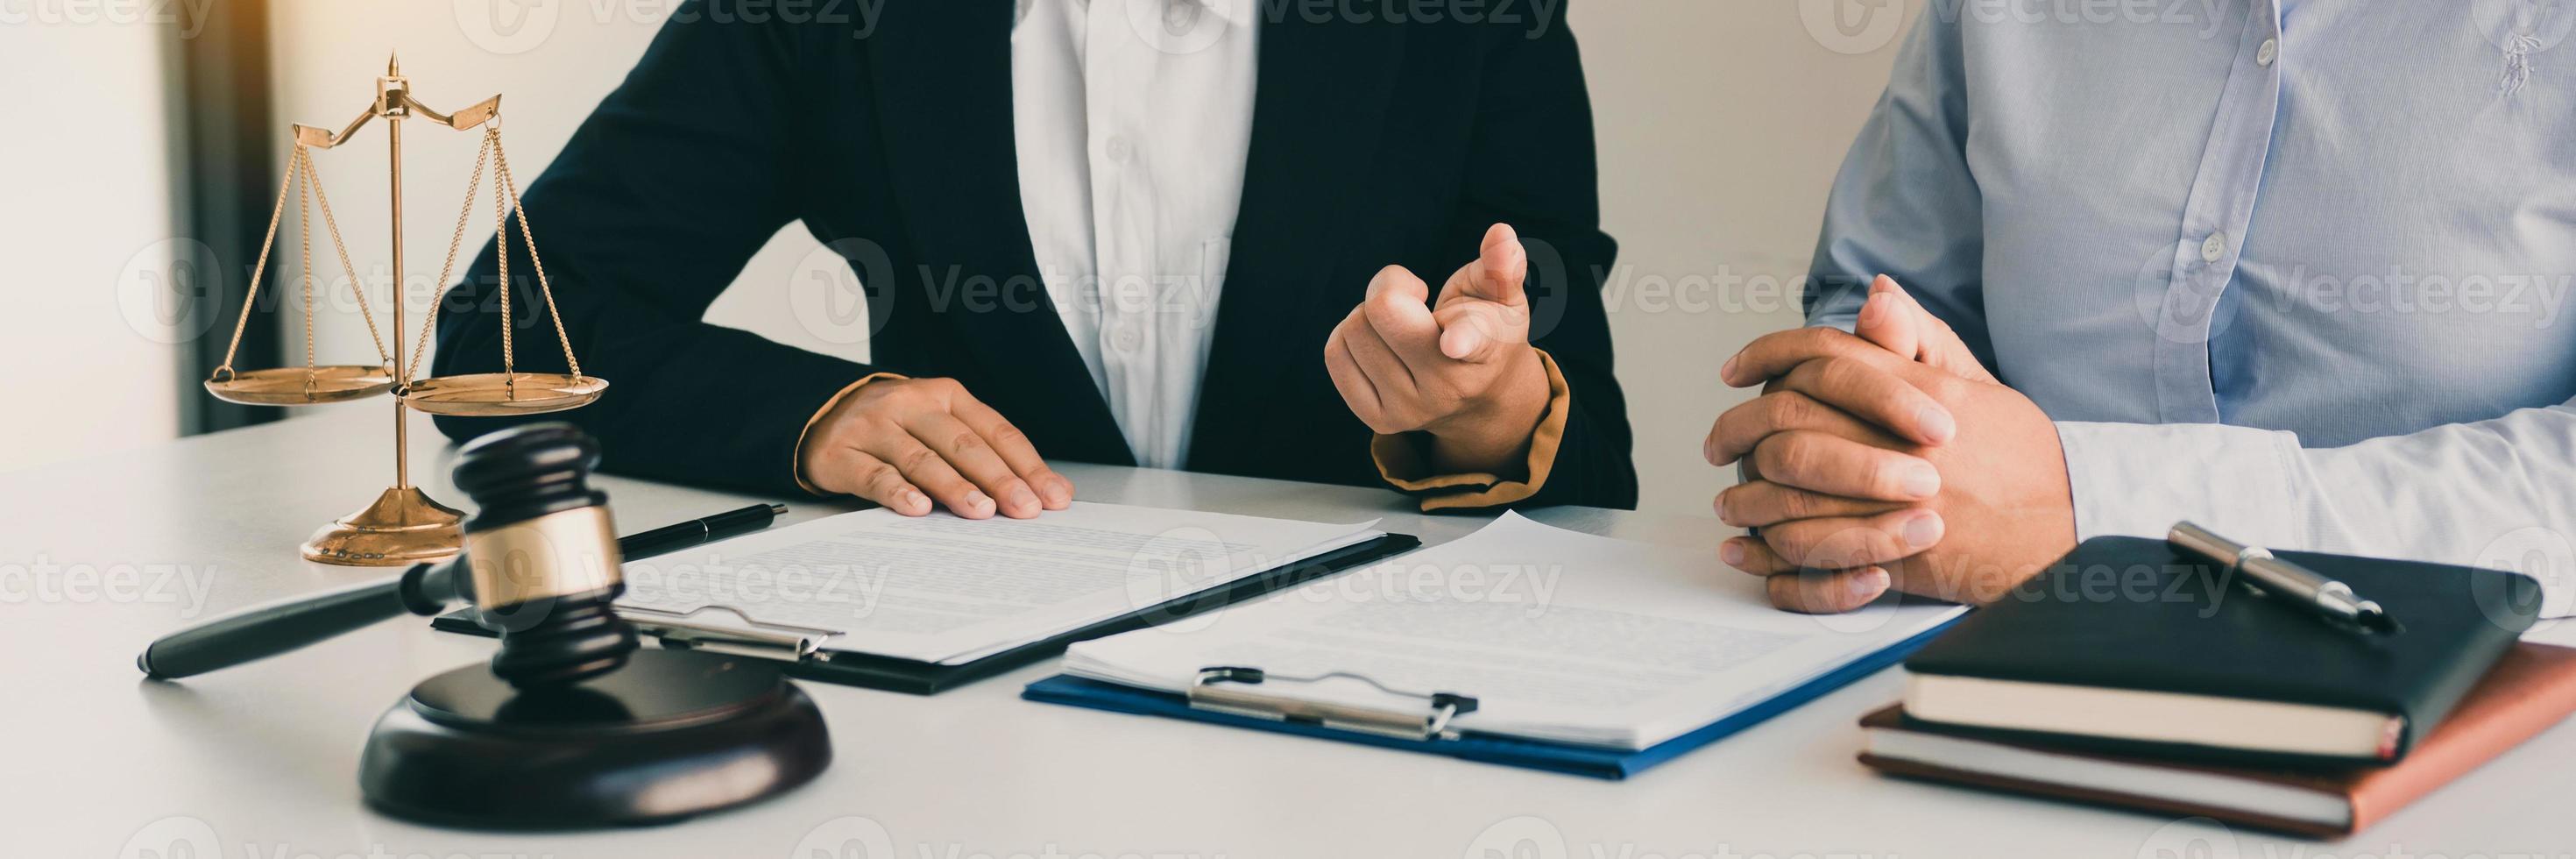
left=138, top=561, right=458, bottom=680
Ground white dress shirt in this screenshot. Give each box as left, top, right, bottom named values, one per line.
left=1011, top=0, right=1260, bottom=469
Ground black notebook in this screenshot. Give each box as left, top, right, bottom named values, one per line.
left=1902, top=536, right=2543, bottom=766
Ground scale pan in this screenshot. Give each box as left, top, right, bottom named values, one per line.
left=205, top=366, right=397, bottom=406
left=404, top=373, right=608, bottom=416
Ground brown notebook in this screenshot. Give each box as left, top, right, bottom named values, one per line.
left=1858, top=643, right=2576, bottom=838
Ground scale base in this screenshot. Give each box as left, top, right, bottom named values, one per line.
left=357, top=649, right=832, bottom=829
left=301, top=486, right=465, bottom=566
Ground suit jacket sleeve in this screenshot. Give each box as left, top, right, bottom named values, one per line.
left=1432, top=1, right=1638, bottom=510
left=430, top=4, right=872, bottom=495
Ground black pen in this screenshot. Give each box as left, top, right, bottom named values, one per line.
left=619, top=503, right=789, bottom=561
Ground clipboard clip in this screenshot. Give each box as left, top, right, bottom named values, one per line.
left=612, top=605, right=836, bottom=663
left=1187, top=666, right=1480, bottom=742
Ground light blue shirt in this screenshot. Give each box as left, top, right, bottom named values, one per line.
left=1808, top=0, right=2576, bottom=616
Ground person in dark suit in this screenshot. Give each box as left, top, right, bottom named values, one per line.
left=434, top=0, right=1635, bottom=517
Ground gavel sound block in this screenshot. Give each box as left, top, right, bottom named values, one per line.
left=139, top=423, right=832, bottom=828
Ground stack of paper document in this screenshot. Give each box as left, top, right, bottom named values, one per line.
left=1062, top=514, right=1966, bottom=750
left=612, top=502, right=1384, bottom=666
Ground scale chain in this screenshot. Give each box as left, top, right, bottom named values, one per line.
left=303, top=150, right=393, bottom=367
left=492, top=134, right=583, bottom=381
left=492, top=131, right=513, bottom=384
left=207, top=142, right=396, bottom=391
left=210, top=145, right=305, bottom=380
left=406, top=127, right=494, bottom=382
left=298, top=146, right=315, bottom=380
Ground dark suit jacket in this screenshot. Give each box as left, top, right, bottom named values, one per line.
left=433, top=0, right=1637, bottom=509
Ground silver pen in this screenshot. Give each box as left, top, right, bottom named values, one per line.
left=2168, top=522, right=2402, bottom=635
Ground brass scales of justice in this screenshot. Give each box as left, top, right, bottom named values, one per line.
left=202, top=55, right=607, bottom=566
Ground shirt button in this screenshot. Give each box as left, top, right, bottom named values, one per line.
left=1104, top=136, right=1134, bottom=164
left=1112, top=326, right=1143, bottom=352
left=2256, top=38, right=2279, bottom=67
left=2201, top=232, right=2228, bottom=263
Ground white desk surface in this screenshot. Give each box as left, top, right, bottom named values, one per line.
left=6, top=407, right=2569, bottom=857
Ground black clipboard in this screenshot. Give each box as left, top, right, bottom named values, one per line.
left=431, top=532, right=1421, bottom=695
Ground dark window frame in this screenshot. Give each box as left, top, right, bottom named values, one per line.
left=172, top=0, right=284, bottom=435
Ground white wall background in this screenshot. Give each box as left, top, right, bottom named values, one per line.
left=0, top=13, right=186, bottom=472
left=1575, top=1, right=1915, bottom=513
left=2, top=0, right=1921, bottom=514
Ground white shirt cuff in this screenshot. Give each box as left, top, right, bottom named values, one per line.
left=2053, top=421, right=2308, bottom=547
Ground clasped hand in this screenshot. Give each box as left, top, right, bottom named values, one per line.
left=1705, top=276, right=2077, bottom=614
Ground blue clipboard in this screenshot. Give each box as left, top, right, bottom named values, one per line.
left=1022, top=614, right=1964, bottom=780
